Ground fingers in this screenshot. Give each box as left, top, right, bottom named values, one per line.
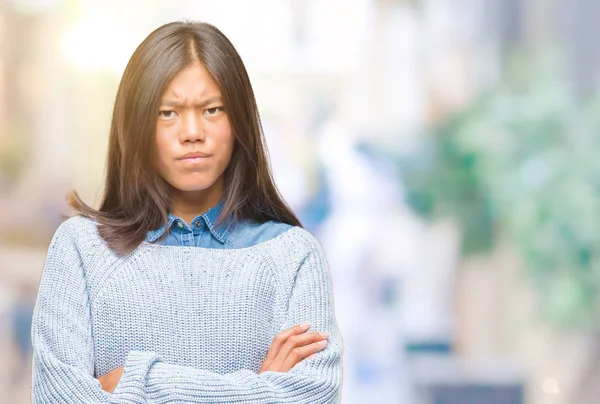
left=263, top=322, right=310, bottom=365
left=282, top=339, right=328, bottom=371
left=275, top=330, right=329, bottom=364
left=259, top=322, right=330, bottom=374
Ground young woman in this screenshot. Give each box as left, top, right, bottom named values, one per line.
left=31, top=21, right=343, bottom=403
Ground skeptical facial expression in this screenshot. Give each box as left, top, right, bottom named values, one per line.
left=154, top=62, right=234, bottom=196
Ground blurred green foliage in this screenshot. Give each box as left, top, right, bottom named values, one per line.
left=401, top=51, right=600, bottom=329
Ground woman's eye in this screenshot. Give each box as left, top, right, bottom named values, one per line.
left=204, top=107, right=223, bottom=116
left=159, top=110, right=177, bottom=119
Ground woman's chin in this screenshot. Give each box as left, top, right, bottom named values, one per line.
left=170, top=181, right=216, bottom=194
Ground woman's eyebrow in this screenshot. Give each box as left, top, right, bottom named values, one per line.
left=159, top=97, right=222, bottom=108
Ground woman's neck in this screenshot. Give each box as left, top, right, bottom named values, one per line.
left=169, top=185, right=223, bottom=225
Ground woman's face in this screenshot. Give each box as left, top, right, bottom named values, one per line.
left=155, top=62, right=234, bottom=198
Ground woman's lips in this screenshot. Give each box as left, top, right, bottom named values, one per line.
left=179, top=151, right=211, bottom=160
left=179, top=155, right=210, bottom=165
left=178, top=151, right=212, bottom=165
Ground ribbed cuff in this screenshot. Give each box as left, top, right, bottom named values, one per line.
left=111, top=351, right=162, bottom=403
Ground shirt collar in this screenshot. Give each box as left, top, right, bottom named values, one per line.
left=145, top=200, right=233, bottom=244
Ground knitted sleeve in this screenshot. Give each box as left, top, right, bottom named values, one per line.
left=31, top=221, right=112, bottom=403
left=116, top=233, right=343, bottom=403
left=32, top=221, right=168, bottom=403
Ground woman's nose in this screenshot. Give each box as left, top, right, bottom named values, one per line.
left=181, top=112, right=205, bottom=143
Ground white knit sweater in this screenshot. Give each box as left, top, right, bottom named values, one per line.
left=31, top=216, right=343, bottom=403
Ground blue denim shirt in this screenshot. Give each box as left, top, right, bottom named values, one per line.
left=145, top=201, right=293, bottom=248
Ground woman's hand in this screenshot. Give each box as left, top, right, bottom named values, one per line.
left=258, top=322, right=329, bottom=374
left=97, top=366, right=124, bottom=393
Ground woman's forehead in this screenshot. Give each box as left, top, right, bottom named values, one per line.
left=162, top=63, right=222, bottom=102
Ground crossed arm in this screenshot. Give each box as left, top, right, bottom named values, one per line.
left=96, top=322, right=329, bottom=393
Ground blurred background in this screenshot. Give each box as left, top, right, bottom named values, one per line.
left=1, top=0, right=600, bottom=403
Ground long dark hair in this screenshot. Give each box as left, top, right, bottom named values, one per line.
left=68, top=21, right=302, bottom=256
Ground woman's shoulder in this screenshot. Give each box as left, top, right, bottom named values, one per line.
left=242, top=223, right=324, bottom=261
left=252, top=226, right=329, bottom=290
left=227, top=219, right=317, bottom=247
left=226, top=219, right=292, bottom=248
left=55, top=214, right=98, bottom=233
left=274, top=225, right=322, bottom=250
left=49, top=215, right=102, bottom=248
